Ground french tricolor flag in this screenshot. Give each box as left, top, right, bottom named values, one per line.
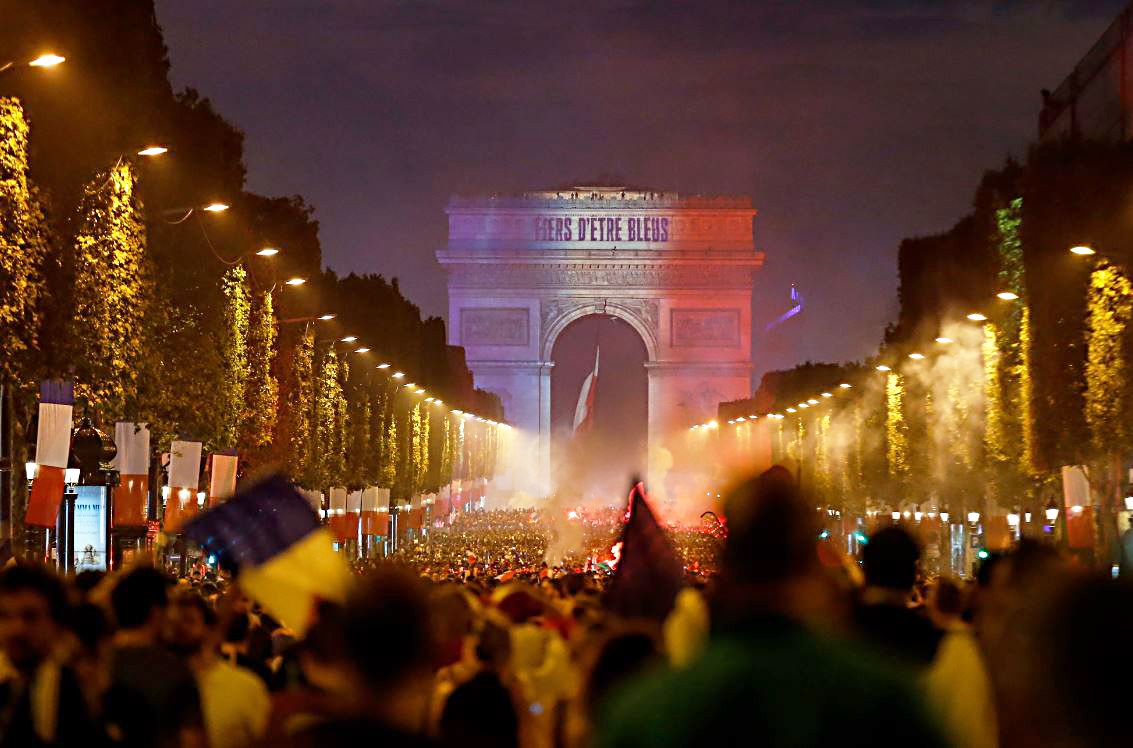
left=182, top=474, right=353, bottom=634
left=573, top=346, right=599, bottom=435
left=345, top=489, right=362, bottom=540
left=112, top=422, right=150, bottom=527
left=164, top=440, right=202, bottom=533
left=208, top=453, right=239, bottom=506
left=26, top=381, right=74, bottom=527
left=328, top=487, right=348, bottom=542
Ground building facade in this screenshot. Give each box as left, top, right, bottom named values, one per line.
left=437, top=186, right=762, bottom=495
left=1040, top=3, right=1133, bottom=141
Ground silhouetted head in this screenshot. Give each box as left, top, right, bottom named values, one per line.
left=722, top=465, right=817, bottom=588
left=440, top=671, right=519, bottom=748
left=111, top=566, right=173, bottom=632
left=862, top=526, right=920, bottom=592
left=343, top=569, right=434, bottom=695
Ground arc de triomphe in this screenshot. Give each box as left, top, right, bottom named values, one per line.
left=437, top=186, right=763, bottom=496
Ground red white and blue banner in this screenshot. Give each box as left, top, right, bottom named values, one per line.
left=572, top=347, right=599, bottom=435
left=360, top=486, right=388, bottom=536
left=208, top=454, right=239, bottom=506
left=346, top=489, right=362, bottom=540
left=112, top=422, right=150, bottom=527
left=328, top=487, right=348, bottom=542
left=26, top=381, right=73, bottom=527
left=164, top=440, right=202, bottom=533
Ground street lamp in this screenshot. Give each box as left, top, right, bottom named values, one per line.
left=908, top=352, right=924, bottom=360
left=1045, top=504, right=1059, bottom=522
left=967, top=313, right=987, bottom=322
left=997, top=291, right=1019, bottom=300
left=377, top=363, right=391, bottom=369
left=137, top=146, right=168, bottom=157
left=340, top=336, right=357, bottom=343
left=876, top=364, right=891, bottom=372
left=353, top=347, right=369, bottom=354
left=1, top=53, right=65, bottom=75
left=1070, top=245, right=1095, bottom=256
left=318, top=313, right=336, bottom=321
left=255, top=247, right=279, bottom=257
left=935, top=336, right=953, bottom=344
left=967, top=511, right=980, bottom=524
left=162, top=202, right=229, bottom=222
left=284, top=277, right=306, bottom=286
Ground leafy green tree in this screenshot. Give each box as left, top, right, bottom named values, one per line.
left=69, top=160, right=154, bottom=421
left=0, top=96, right=51, bottom=555
left=286, top=327, right=316, bottom=487
left=241, top=289, right=278, bottom=449
left=217, top=265, right=250, bottom=447
left=0, top=98, right=48, bottom=388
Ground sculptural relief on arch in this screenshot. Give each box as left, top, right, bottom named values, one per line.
left=437, top=186, right=763, bottom=504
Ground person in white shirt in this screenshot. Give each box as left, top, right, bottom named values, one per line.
left=167, top=590, right=269, bottom=748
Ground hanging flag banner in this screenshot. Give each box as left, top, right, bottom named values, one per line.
left=573, top=347, right=600, bottom=435
left=346, top=489, right=362, bottom=540
left=407, top=493, right=423, bottom=530
left=302, top=488, right=323, bottom=514
left=1061, top=465, right=1091, bottom=507
left=26, top=381, right=74, bottom=527
left=361, top=486, right=387, bottom=536
left=435, top=485, right=451, bottom=525
left=164, top=440, right=202, bottom=533
left=112, top=422, right=150, bottom=527
left=208, top=454, right=239, bottom=506
left=329, top=487, right=348, bottom=542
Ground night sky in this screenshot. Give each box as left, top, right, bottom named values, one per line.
left=156, top=0, right=1123, bottom=379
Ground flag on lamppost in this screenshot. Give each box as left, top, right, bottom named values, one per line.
left=329, top=487, right=348, bottom=542
left=26, top=382, right=74, bottom=527
left=346, top=489, right=362, bottom=540
left=164, top=440, right=202, bottom=533
left=208, top=454, right=238, bottom=506
left=112, top=422, right=150, bottom=526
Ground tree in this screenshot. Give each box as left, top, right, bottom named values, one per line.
left=240, top=289, right=278, bottom=449
left=216, top=265, right=250, bottom=448
left=0, top=98, right=49, bottom=388
left=286, top=327, right=315, bottom=487
left=69, top=160, right=154, bottom=422
left=0, top=96, right=51, bottom=555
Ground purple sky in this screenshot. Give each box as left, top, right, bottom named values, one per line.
left=156, top=0, right=1123, bottom=379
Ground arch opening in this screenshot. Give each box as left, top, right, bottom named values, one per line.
left=550, top=314, right=648, bottom=503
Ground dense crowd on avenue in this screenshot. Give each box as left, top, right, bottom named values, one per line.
left=1, top=466, right=1129, bottom=748
left=387, top=509, right=722, bottom=581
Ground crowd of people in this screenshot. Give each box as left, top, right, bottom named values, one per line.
left=388, top=508, right=722, bottom=581
left=1, top=466, right=1130, bottom=747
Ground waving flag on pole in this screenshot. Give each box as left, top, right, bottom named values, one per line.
left=182, top=474, right=352, bottom=634
left=26, top=381, right=73, bottom=527
left=572, top=346, right=600, bottom=435
left=765, top=284, right=804, bottom=331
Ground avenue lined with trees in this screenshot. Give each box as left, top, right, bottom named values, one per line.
left=0, top=3, right=503, bottom=556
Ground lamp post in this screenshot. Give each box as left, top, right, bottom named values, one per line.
left=69, top=417, right=119, bottom=572
left=0, top=53, right=65, bottom=76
